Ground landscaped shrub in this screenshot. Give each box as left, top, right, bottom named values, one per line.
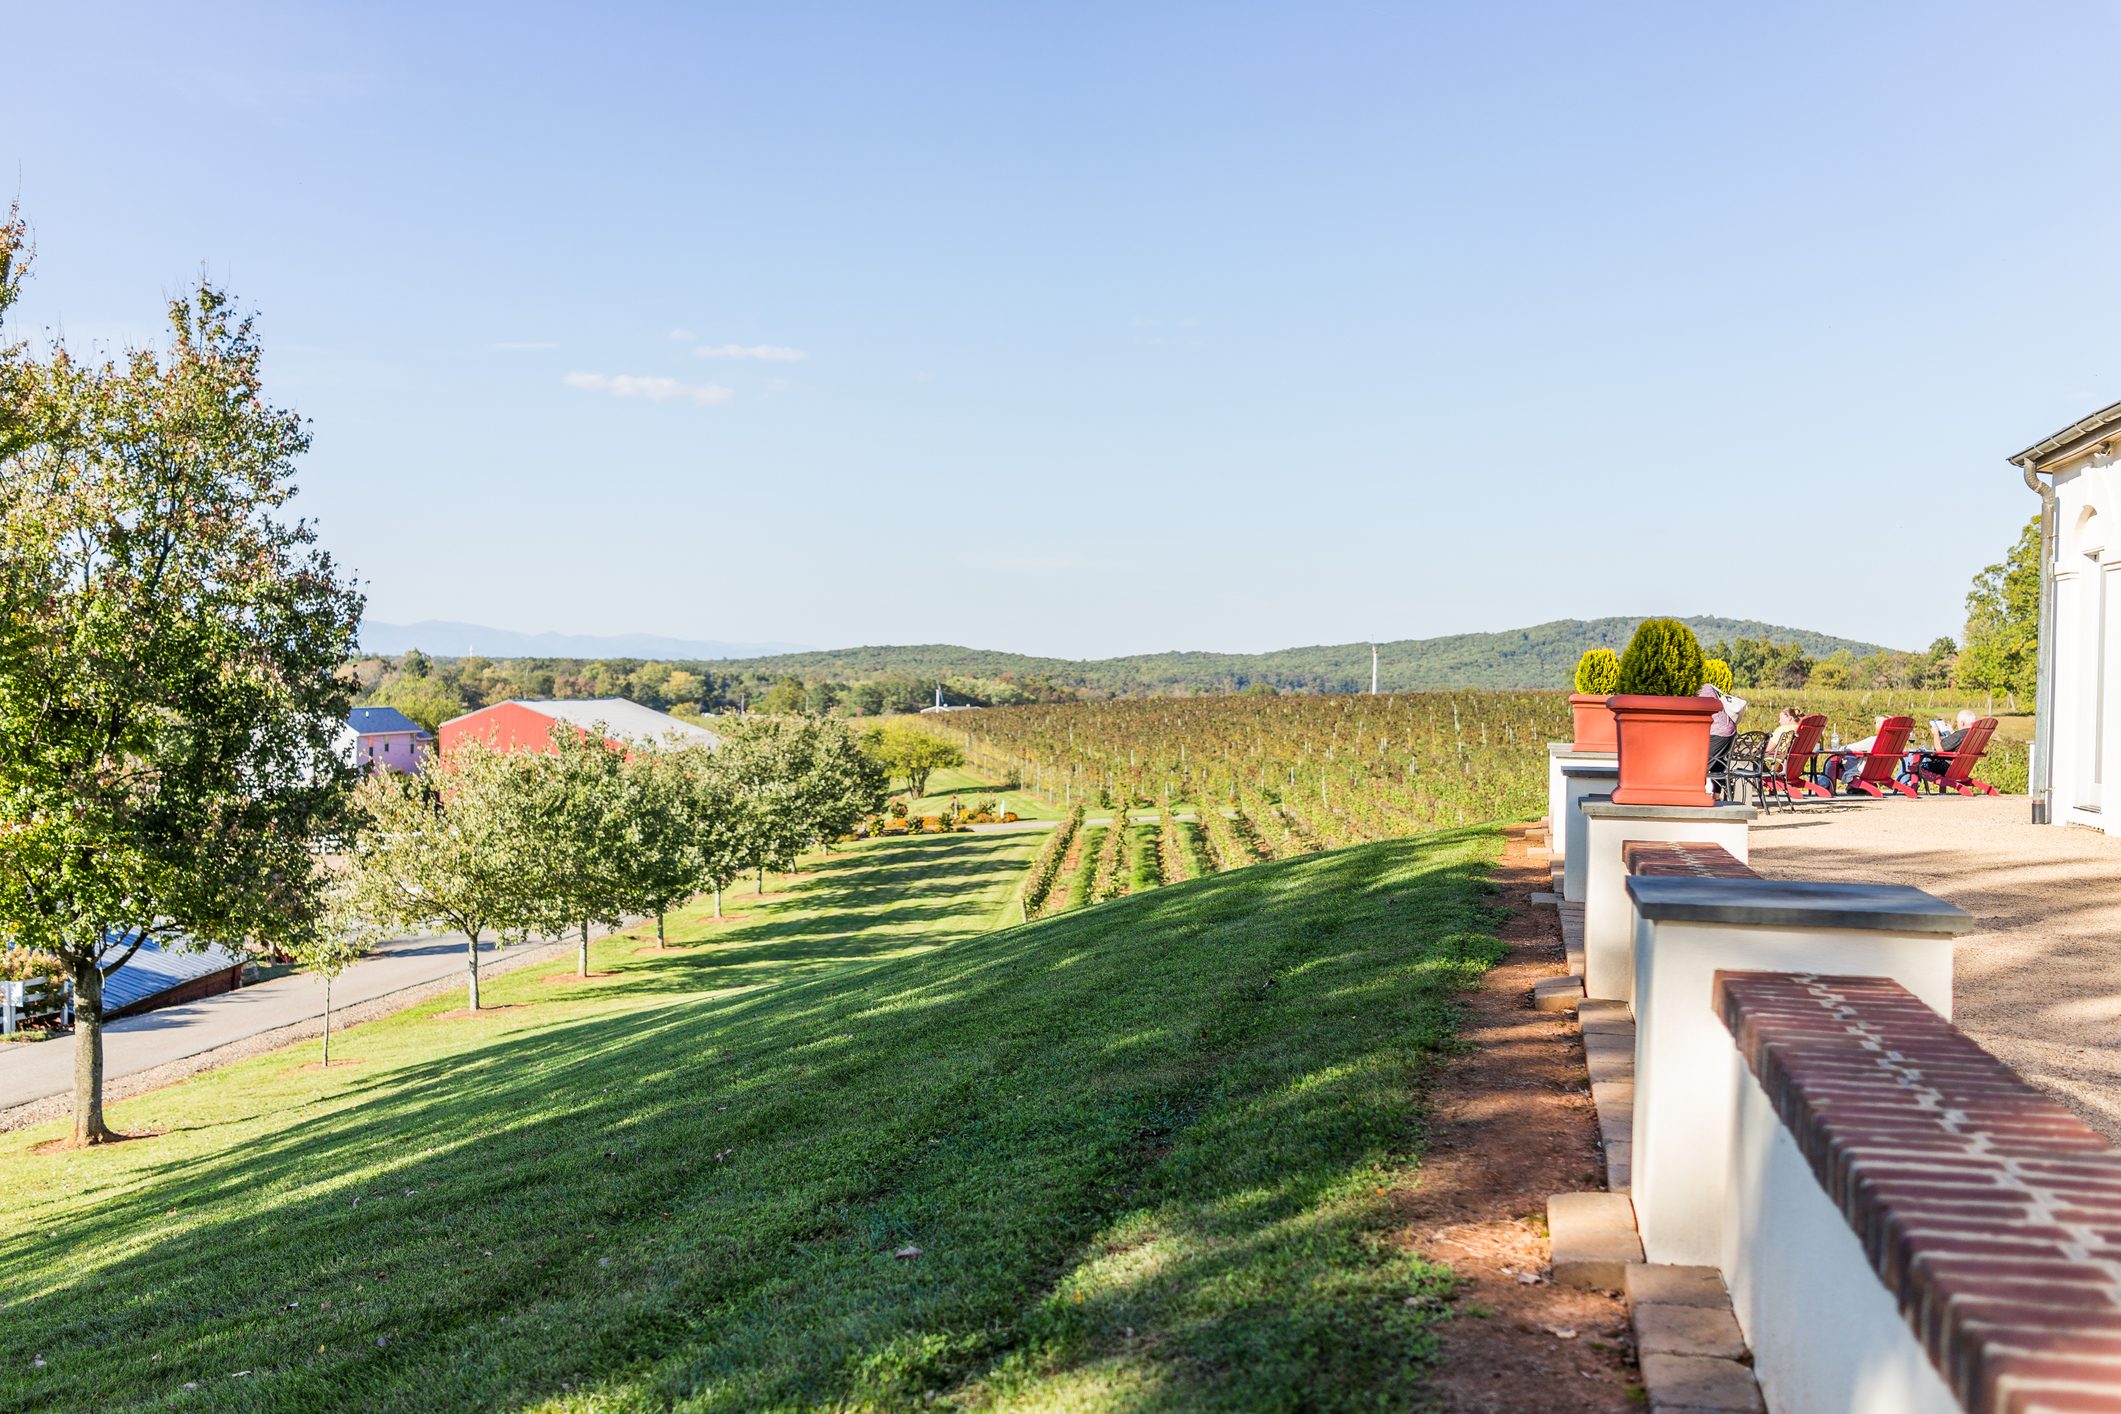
left=1701, top=658, right=1734, bottom=693
left=1572, top=648, right=1621, bottom=695
left=1614, top=618, right=1706, bottom=697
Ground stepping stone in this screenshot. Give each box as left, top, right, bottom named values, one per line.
left=1577, top=999, right=1632, bottom=1034
left=1634, top=1303, right=1747, bottom=1361
left=1638, top=1352, right=1764, bottom=1413
left=1547, top=1191, right=1641, bottom=1289
left=1626, top=1264, right=1730, bottom=1309
left=1531, top=890, right=1562, bottom=908
left=1533, top=975, right=1582, bottom=1011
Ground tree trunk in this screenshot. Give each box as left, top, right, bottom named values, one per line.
left=713, top=884, right=723, bottom=920
left=465, top=931, right=482, bottom=1011
left=71, top=958, right=114, bottom=1145
left=578, top=920, right=590, bottom=978
left=656, top=910, right=666, bottom=949
left=322, top=974, right=333, bottom=1067
left=757, top=866, right=765, bottom=895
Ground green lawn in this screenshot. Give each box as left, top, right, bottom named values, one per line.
left=903, top=767, right=1063, bottom=822
left=1, top=825, right=1505, bottom=1411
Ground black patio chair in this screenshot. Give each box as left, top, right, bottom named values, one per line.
left=1714, top=731, right=1772, bottom=810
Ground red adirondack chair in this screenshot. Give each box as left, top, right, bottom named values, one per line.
left=1833, top=716, right=1916, bottom=798
left=1914, top=717, right=2001, bottom=796
left=1767, top=714, right=1830, bottom=803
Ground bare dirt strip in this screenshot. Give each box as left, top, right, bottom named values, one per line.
left=1395, top=823, right=1641, bottom=1411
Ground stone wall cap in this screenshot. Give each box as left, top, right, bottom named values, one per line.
left=1626, top=875, right=1973, bottom=933
left=1580, top=797, right=1755, bottom=821
left=1547, top=743, right=1618, bottom=759
left=1559, top=759, right=1621, bottom=778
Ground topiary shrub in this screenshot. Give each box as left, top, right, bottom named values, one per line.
left=1613, top=618, right=1706, bottom=697
left=1701, top=657, right=1733, bottom=693
left=1573, top=648, right=1621, bottom=695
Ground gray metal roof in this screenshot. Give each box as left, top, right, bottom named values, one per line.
left=2011, top=397, right=2121, bottom=466
left=95, top=932, right=246, bottom=1015
left=348, top=705, right=429, bottom=737
left=511, top=698, right=721, bottom=748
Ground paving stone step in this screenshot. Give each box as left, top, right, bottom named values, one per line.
left=1638, top=1352, right=1764, bottom=1413
left=1546, top=1191, right=1642, bottom=1289
left=1532, top=975, right=1583, bottom=1011
left=1625, top=1264, right=1730, bottom=1309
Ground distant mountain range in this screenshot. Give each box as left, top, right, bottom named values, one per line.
left=702, top=618, right=1894, bottom=693
left=358, top=620, right=810, bottom=661
left=363, top=616, right=1888, bottom=693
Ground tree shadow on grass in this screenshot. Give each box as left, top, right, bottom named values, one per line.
left=0, top=829, right=1505, bottom=1412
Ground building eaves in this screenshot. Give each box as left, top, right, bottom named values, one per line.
left=2011, top=397, right=2121, bottom=467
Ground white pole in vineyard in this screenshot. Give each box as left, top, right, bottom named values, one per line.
left=1371, top=644, right=1379, bottom=695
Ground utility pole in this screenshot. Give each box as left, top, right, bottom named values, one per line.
left=1371, top=644, right=1379, bottom=695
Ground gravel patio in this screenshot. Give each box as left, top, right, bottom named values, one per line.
left=1748, top=793, right=2121, bottom=1142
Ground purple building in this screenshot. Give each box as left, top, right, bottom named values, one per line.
left=346, top=705, right=433, bottom=774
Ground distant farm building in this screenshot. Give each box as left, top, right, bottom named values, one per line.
left=438, top=698, right=721, bottom=756
left=345, top=705, right=434, bottom=774
left=96, top=932, right=248, bottom=1020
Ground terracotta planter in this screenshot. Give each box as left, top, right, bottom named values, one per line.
left=1609, top=694, right=1720, bottom=808
left=1569, top=693, right=1619, bottom=754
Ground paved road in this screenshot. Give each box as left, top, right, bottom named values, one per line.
left=0, top=931, right=538, bottom=1108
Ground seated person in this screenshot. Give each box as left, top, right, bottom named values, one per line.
left=1833, top=716, right=1890, bottom=790
left=1764, top=706, right=1804, bottom=766
left=1908, top=709, right=1980, bottom=780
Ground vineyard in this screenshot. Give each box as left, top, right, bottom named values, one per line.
left=949, top=693, right=1568, bottom=900
left=965, top=685, right=2035, bottom=913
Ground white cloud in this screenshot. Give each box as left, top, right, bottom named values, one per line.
left=693, top=343, right=806, bottom=363
left=563, top=371, right=734, bottom=406
left=668, top=328, right=697, bottom=342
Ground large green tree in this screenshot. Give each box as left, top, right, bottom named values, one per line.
left=1958, top=514, right=2041, bottom=707
left=0, top=215, right=362, bottom=1142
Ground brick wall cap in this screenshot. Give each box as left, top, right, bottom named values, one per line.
left=1627, top=876, right=1973, bottom=933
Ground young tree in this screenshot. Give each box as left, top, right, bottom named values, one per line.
left=865, top=721, right=965, bottom=799
left=789, top=718, right=889, bottom=852
left=0, top=221, right=363, bottom=1143
left=293, top=916, right=366, bottom=1068
left=512, top=725, right=629, bottom=977
left=724, top=721, right=818, bottom=892
left=613, top=741, right=719, bottom=947
left=334, top=744, right=533, bottom=1012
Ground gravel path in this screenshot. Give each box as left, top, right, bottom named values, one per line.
left=1749, top=793, right=2121, bottom=1141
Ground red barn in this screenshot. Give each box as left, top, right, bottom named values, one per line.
left=438, top=698, right=720, bottom=757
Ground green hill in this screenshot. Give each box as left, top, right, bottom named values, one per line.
left=0, top=828, right=1503, bottom=1409
left=715, top=617, right=1893, bottom=695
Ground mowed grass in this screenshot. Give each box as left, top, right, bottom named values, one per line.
left=902, top=767, right=1063, bottom=822
left=0, top=824, right=1506, bottom=1412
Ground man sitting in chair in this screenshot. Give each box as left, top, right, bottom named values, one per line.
left=1907, top=709, right=1979, bottom=782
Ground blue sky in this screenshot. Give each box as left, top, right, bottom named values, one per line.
left=7, top=2, right=2118, bottom=659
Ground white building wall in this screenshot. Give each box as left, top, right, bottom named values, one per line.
left=2051, top=453, right=2121, bottom=833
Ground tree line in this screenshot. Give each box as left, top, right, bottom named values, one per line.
left=326, top=716, right=888, bottom=1043
left=352, top=651, right=1078, bottom=734
left=1706, top=515, right=2040, bottom=705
